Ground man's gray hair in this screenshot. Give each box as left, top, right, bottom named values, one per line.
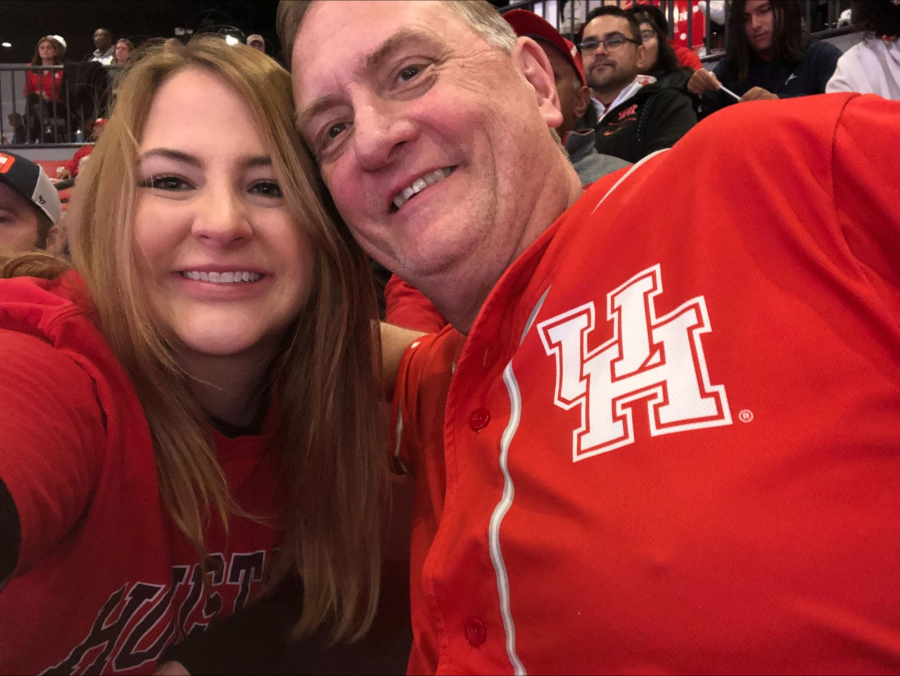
left=277, top=0, right=517, bottom=69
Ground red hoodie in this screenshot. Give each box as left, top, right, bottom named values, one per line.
left=0, top=273, right=280, bottom=674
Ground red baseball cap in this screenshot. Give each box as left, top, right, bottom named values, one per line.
left=503, top=9, right=587, bottom=87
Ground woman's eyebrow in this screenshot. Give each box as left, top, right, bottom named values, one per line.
left=139, top=148, right=203, bottom=168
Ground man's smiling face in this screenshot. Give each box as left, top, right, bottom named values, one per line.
left=292, top=1, right=565, bottom=300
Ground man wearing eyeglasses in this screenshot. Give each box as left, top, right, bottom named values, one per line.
left=580, top=6, right=697, bottom=163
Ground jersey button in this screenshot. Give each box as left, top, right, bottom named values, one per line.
left=464, top=617, right=487, bottom=647
left=469, top=408, right=491, bottom=431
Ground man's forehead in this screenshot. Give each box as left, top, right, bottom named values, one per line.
left=295, top=1, right=455, bottom=71
left=583, top=15, right=630, bottom=37
left=0, top=182, right=28, bottom=213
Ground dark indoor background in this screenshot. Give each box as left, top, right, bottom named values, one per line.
left=0, top=0, right=513, bottom=64
left=0, top=1, right=283, bottom=63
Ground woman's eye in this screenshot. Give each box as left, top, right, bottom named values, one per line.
left=250, top=181, right=283, bottom=198
left=140, top=175, right=190, bottom=191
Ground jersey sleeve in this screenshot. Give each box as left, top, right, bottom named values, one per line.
left=384, top=274, right=448, bottom=334
left=831, top=94, right=900, bottom=319
left=389, top=329, right=461, bottom=477
left=0, top=329, right=107, bottom=575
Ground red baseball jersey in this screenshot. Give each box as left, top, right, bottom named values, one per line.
left=0, top=274, right=280, bottom=675
left=392, top=93, right=900, bottom=674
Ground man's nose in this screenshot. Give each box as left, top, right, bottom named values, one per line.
left=352, top=98, right=419, bottom=172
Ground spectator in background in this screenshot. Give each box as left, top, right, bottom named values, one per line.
left=631, top=3, right=702, bottom=70
left=48, top=35, right=67, bottom=60
left=688, top=0, right=841, bottom=114
left=581, top=6, right=696, bottom=163
left=24, top=37, right=65, bottom=143
left=163, top=37, right=184, bottom=54
left=632, top=8, right=694, bottom=89
left=57, top=119, right=106, bottom=181
left=0, top=151, right=62, bottom=252
left=827, top=0, right=900, bottom=99
left=90, top=28, right=115, bottom=65
left=114, top=38, right=134, bottom=66
left=505, top=10, right=630, bottom=185
left=247, top=34, right=266, bottom=53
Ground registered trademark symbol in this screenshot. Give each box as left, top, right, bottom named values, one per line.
left=739, top=410, right=754, bottom=423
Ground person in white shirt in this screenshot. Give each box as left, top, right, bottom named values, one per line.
left=827, top=0, right=900, bottom=100
left=90, top=28, right=115, bottom=65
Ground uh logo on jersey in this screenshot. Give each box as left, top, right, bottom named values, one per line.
left=537, top=264, right=731, bottom=462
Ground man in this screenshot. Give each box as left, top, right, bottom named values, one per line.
left=90, top=28, right=115, bottom=65
left=0, top=152, right=62, bottom=252
left=57, top=118, right=106, bottom=181
left=379, top=9, right=630, bottom=334
left=246, top=34, right=266, bottom=53
left=581, top=6, right=696, bottom=162
left=283, top=1, right=900, bottom=673
left=504, top=9, right=630, bottom=186
left=688, top=0, right=842, bottom=114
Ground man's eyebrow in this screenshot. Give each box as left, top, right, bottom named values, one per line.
left=138, top=148, right=203, bottom=168
left=367, top=28, right=438, bottom=72
left=295, top=28, right=441, bottom=134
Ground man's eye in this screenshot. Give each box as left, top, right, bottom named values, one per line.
left=250, top=181, right=283, bottom=198
left=140, top=175, right=190, bottom=191
left=398, top=64, right=422, bottom=83
left=607, top=37, right=625, bottom=48
left=327, top=122, right=347, bottom=139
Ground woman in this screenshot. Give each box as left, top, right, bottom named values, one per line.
left=0, top=36, right=387, bottom=674
left=24, top=36, right=65, bottom=142
left=687, top=0, right=841, bottom=115
left=115, top=38, right=135, bottom=66
left=632, top=10, right=694, bottom=90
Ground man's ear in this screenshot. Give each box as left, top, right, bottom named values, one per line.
left=512, top=36, right=563, bottom=129
left=573, top=85, right=591, bottom=119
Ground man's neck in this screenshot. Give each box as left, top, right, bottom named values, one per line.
left=417, top=160, right=583, bottom=334
left=593, top=75, right=639, bottom=108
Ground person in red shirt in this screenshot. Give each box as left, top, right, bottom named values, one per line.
left=0, top=36, right=387, bottom=675
left=284, top=0, right=900, bottom=673
left=58, top=118, right=106, bottom=181
left=24, top=36, right=66, bottom=143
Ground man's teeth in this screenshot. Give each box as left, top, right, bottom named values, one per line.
left=181, top=271, right=263, bottom=283
left=392, top=168, right=452, bottom=210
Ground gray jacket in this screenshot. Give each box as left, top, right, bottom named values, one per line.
left=565, top=128, right=631, bottom=186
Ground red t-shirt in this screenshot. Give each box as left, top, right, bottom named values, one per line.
left=392, top=93, right=900, bottom=674
left=65, top=145, right=95, bottom=177
left=0, top=274, right=280, bottom=675
left=24, top=69, right=65, bottom=104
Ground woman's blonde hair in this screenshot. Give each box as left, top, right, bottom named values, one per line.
left=2, top=35, right=387, bottom=641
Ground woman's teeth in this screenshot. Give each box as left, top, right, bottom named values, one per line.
left=392, top=167, right=453, bottom=210
left=180, top=271, right=263, bottom=283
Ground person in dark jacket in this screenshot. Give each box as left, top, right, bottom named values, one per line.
left=581, top=5, right=697, bottom=163
left=688, top=0, right=841, bottom=115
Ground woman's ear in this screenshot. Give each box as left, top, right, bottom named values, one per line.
left=512, top=37, right=564, bottom=130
